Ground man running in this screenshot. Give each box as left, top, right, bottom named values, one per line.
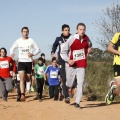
left=105, top=32, right=120, bottom=105
left=61, top=23, right=92, bottom=108
left=10, top=27, right=40, bottom=101
left=51, top=24, right=71, bottom=103
left=0, top=47, right=16, bottom=101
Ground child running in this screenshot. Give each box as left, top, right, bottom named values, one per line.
left=44, top=57, right=60, bottom=101
left=34, top=57, right=46, bottom=102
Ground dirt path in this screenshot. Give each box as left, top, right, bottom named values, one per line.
left=0, top=92, right=120, bottom=120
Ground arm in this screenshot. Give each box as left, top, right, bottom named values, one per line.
left=10, top=58, right=16, bottom=79
left=44, top=66, right=49, bottom=80
left=44, top=73, right=47, bottom=81
left=10, top=41, right=18, bottom=58
left=108, top=33, right=120, bottom=55
left=60, top=37, right=75, bottom=65
left=108, top=42, right=120, bottom=55
left=88, top=38, right=92, bottom=54
left=51, top=38, right=59, bottom=55
left=31, top=40, right=41, bottom=56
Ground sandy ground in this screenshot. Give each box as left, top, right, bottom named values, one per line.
left=0, top=92, right=120, bottom=120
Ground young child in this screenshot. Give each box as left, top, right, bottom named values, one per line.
left=44, top=57, right=60, bottom=101
left=34, top=57, right=46, bottom=102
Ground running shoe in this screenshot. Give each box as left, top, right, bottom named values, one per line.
left=20, top=95, right=26, bottom=101
left=65, top=97, right=70, bottom=103
left=105, top=85, right=117, bottom=105
left=74, top=103, right=82, bottom=109
left=31, top=87, right=34, bottom=92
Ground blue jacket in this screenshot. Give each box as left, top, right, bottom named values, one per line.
left=51, top=34, right=71, bottom=64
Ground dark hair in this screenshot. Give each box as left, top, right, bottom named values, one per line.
left=38, top=57, right=43, bottom=62
left=0, top=47, right=7, bottom=55
left=41, top=53, right=45, bottom=57
left=52, top=57, right=57, bottom=62
left=62, top=24, right=70, bottom=31
left=21, top=27, right=29, bottom=33
left=76, top=23, right=86, bottom=30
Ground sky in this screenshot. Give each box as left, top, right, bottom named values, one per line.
left=0, top=0, right=119, bottom=60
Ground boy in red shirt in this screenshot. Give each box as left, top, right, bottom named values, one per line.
left=0, top=47, right=16, bottom=101
left=61, top=23, right=92, bottom=108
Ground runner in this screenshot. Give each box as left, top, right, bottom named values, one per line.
left=0, top=47, right=16, bottom=101
left=41, top=53, right=47, bottom=65
left=105, top=32, right=120, bottom=105
left=34, top=57, right=46, bottom=101
left=10, top=27, right=40, bottom=101
left=51, top=24, right=71, bottom=103
left=44, top=57, right=60, bottom=101
left=61, top=23, right=92, bottom=108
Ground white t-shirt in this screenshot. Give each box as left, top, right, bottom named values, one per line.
left=10, top=38, right=40, bottom=62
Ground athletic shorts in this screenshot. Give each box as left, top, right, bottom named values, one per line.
left=18, top=62, right=32, bottom=74
left=114, top=65, right=120, bottom=78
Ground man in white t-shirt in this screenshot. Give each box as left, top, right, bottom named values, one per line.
left=10, top=27, right=40, bottom=101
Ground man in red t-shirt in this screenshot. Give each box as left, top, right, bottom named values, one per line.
left=0, top=47, right=16, bottom=101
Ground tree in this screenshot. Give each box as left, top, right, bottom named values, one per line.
left=95, top=1, right=120, bottom=49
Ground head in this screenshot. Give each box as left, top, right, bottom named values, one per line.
left=38, top=57, right=43, bottom=65
left=52, top=57, right=57, bottom=67
left=21, top=27, right=29, bottom=39
left=62, top=24, right=70, bottom=36
left=0, top=47, right=7, bottom=57
left=76, top=23, right=86, bottom=37
left=41, top=53, right=45, bottom=59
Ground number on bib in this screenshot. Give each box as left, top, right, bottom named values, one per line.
left=0, top=60, right=9, bottom=68
left=37, top=67, right=44, bottom=75
left=73, top=49, right=85, bottom=61
left=50, top=71, right=58, bottom=78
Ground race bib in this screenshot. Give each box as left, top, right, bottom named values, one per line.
left=17, top=74, right=20, bottom=81
left=50, top=71, right=58, bottom=78
left=19, top=46, right=30, bottom=58
left=37, top=67, right=44, bottom=75
left=0, top=60, right=9, bottom=68
left=73, top=49, right=85, bottom=61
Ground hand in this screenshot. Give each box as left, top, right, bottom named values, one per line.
left=88, top=47, right=92, bottom=54
left=11, top=54, right=15, bottom=59
left=68, top=60, right=75, bottom=65
left=51, top=52, right=54, bottom=58
left=28, top=53, right=34, bottom=58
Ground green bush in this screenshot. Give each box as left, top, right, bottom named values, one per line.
left=84, top=61, right=113, bottom=100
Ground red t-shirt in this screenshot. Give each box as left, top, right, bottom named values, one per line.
left=0, top=56, right=16, bottom=78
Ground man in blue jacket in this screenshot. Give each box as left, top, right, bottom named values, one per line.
left=51, top=24, right=71, bottom=103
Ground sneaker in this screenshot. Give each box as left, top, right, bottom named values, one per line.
left=31, top=87, right=34, bottom=92
left=110, top=80, right=115, bottom=87
left=17, top=96, right=21, bottom=102
left=74, top=103, right=82, bottom=109
left=59, top=95, right=63, bottom=101
left=34, top=94, right=39, bottom=100
left=20, top=95, right=26, bottom=101
left=65, top=97, right=70, bottom=104
left=39, top=98, right=42, bottom=102
left=70, top=102, right=76, bottom=106
left=105, top=85, right=117, bottom=105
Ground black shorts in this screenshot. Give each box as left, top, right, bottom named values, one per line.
left=113, top=65, right=120, bottom=78
left=18, top=62, right=32, bottom=74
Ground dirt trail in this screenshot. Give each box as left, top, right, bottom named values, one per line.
left=0, top=92, right=120, bottom=120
